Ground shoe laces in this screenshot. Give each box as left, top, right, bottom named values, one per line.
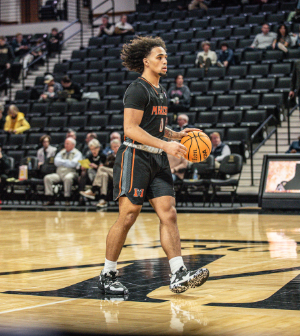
left=105, top=270, right=122, bottom=285
left=169, top=266, right=187, bottom=278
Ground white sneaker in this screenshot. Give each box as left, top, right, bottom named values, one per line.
left=80, top=189, right=96, bottom=200
left=97, top=199, right=108, bottom=208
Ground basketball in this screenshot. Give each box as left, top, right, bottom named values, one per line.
left=180, top=131, right=212, bottom=163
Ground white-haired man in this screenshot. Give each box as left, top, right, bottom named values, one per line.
left=44, top=137, right=82, bottom=206
left=173, top=114, right=193, bottom=132
left=80, top=139, right=120, bottom=208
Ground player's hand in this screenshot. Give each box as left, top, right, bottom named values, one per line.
left=178, top=128, right=202, bottom=139
left=164, top=141, right=187, bottom=159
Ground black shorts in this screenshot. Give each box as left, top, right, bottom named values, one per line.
left=113, top=144, right=175, bottom=205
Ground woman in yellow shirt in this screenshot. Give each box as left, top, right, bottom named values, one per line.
left=4, top=105, right=30, bottom=134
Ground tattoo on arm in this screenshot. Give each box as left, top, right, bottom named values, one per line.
left=164, top=127, right=181, bottom=139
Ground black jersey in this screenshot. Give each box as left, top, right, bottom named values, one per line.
left=123, top=77, right=168, bottom=144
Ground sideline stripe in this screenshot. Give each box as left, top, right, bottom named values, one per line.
left=0, top=298, right=78, bottom=315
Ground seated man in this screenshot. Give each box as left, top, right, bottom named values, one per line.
left=4, top=105, right=30, bottom=134
left=44, top=138, right=82, bottom=206
left=78, top=138, right=106, bottom=205
left=80, top=139, right=120, bottom=208
left=217, top=42, right=235, bottom=67
left=210, top=132, right=231, bottom=169
left=0, top=104, right=5, bottom=130
left=286, top=136, right=300, bottom=153
left=47, top=28, right=62, bottom=55
left=98, top=15, right=115, bottom=37
left=58, top=75, right=82, bottom=104
left=247, top=23, right=276, bottom=51
left=195, top=41, right=217, bottom=72
left=114, top=15, right=135, bottom=35
left=172, top=114, right=193, bottom=132
left=0, top=36, right=14, bottom=97
left=37, top=134, right=57, bottom=169
left=0, top=143, right=10, bottom=192
left=11, top=33, right=33, bottom=79
left=39, top=74, right=62, bottom=102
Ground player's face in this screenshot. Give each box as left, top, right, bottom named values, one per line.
left=145, top=47, right=167, bottom=77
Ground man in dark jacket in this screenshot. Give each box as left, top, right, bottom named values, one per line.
left=59, top=75, right=82, bottom=104
left=11, top=33, right=33, bottom=79
left=0, top=144, right=10, bottom=194
left=289, top=60, right=300, bottom=102
left=286, top=136, right=300, bottom=153
left=217, top=42, right=235, bottom=67
left=0, top=36, right=14, bottom=96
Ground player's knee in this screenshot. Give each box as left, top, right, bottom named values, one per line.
left=162, top=206, right=177, bottom=225
left=122, top=211, right=138, bottom=229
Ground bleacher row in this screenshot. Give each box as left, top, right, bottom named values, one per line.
left=2, top=0, right=298, bottom=171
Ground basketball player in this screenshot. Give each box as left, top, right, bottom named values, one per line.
left=98, top=36, right=209, bottom=295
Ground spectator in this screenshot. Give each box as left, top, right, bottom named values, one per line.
left=81, top=132, right=103, bottom=158
left=11, top=33, right=33, bottom=79
left=37, top=135, right=57, bottom=168
left=195, top=41, right=217, bottom=72
left=272, top=24, right=291, bottom=53
left=217, top=42, right=235, bottom=68
left=47, top=28, right=62, bottom=55
left=102, top=131, right=121, bottom=155
left=80, top=139, right=121, bottom=208
left=168, top=74, right=191, bottom=113
left=0, top=104, right=4, bottom=130
left=39, top=84, right=56, bottom=102
left=114, top=15, right=135, bottom=35
left=98, top=15, right=115, bottom=37
left=286, top=136, right=300, bottom=153
left=289, top=60, right=300, bottom=101
left=57, top=129, right=80, bottom=152
left=78, top=138, right=104, bottom=205
left=210, top=132, right=231, bottom=169
left=44, top=137, right=82, bottom=206
left=0, top=36, right=14, bottom=97
left=188, top=0, right=208, bottom=11
left=58, top=75, right=82, bottom=104
left=249, top=23, right=276, bottom=50
left=31, top=38, right=46, bottom=66
left=4, top=105, right=30, bottom=134
left=173, top=114, right=193, bottom=132
left=0, top=143, right=10, bottom=192
left=39, top=74, right=62, bottom=102
left=167, top=152, right=188, bottom=182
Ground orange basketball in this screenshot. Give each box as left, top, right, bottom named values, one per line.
left=180, top=131, right=212, bottom=163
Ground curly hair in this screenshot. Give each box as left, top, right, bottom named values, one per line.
left=121, top=36, right=166, bottom=74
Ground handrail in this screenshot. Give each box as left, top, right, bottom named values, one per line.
left=20, top=19, right=83, bottom=89
left=287, top=98, right=298, bottom=145
left=21, top=41, right=49, bottom=89
left=250, top=114, right=278, bottom=186
left=89, top=0, right=115, bottom=37
left=58, top=19, right=83, bottom=63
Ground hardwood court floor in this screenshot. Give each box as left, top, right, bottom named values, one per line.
left=0, top=211, right=299, bottom=335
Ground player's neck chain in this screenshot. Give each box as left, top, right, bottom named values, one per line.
left=140, top=77, right=160, bottom=95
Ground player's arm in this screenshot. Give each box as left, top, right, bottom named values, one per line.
left=164, top=126, right=202, bottom=140
left=124, top=108, right=186, bottom=159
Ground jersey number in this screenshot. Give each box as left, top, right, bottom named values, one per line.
left=159, top=118, right=164, bottom=132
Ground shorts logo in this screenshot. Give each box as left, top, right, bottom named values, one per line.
left=134, top=188, right=144, bottom=197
